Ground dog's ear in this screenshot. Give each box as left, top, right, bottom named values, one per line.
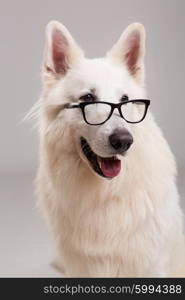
left=42, top=21, right=84, bottom=78
left=107, top=23, right=145, bottom=83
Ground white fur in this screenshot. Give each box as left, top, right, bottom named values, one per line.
left=35, top=21, right=185, bottom=277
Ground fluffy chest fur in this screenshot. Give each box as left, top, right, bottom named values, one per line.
left=38, top=129, right=178, bottom=276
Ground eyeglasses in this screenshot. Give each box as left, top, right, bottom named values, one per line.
left=64, top=99, right=150, bottom=125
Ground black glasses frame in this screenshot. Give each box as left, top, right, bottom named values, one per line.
left=64, top=99, right=150, bottom=125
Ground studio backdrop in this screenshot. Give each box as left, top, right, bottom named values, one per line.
left=0, top=0, right=184, bottom=277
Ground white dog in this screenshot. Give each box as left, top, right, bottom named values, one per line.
left=35, top=21, right=185, bottom=277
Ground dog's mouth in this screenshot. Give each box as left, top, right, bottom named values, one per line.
left=80, top=137, right=121, bottom=179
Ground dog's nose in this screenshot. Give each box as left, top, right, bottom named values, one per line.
left=109, top=129, right=133, bottom=152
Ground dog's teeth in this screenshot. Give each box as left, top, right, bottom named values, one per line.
left=98, top=157, right=102, bottom=168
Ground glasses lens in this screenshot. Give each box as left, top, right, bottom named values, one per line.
left=84, top=103, right=112, bottom=125
left=121, top=101, right=146, bottom=123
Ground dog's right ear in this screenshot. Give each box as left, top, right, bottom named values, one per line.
left=42, top=21, right=84, bottom=79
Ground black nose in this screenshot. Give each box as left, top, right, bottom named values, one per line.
left=109, top=129, right=133, bottom=152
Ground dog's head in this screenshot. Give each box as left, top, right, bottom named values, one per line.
left=41, top=21, right=148, bottom=179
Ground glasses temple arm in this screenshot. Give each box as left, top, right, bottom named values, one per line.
left=63, top=103, right=80, bottom=109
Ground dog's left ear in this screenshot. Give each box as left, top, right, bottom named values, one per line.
left=107, top=23, right=145, bottom=83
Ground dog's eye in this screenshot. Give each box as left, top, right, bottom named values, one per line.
left=79, top=93, right=95, bottom=102
left=120, top=94, right=129, bottom=102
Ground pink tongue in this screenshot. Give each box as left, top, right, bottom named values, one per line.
left=100, top=157, right=121, bottom=178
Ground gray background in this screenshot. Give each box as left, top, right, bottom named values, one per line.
left=0, top=0, right=184, bottom=277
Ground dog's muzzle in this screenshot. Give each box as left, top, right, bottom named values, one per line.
left=80, top=128, right=133, bottom=179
